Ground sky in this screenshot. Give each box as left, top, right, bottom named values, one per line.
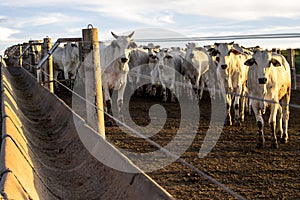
left=1, top=0, right=300, bottom=54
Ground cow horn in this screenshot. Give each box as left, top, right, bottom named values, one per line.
left=111, top=32, right=118, bottom=39
left=128, top=31, right=135, bottom=38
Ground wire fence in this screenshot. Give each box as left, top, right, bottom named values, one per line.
left=1, top=33, right=300, bottom=199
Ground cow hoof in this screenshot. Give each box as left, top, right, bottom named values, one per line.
left=224, top=119, right=232, bottom=126
left=256, top=142, right=265, bottom=149
left=280, top=137, right=288, bottom=144
left=234, top=121, right=241, bottom=126
left=257, top=137, right=265, bottom=149
left=271, top=142, right=279, bottom=149
left=105, top=120, right=113, bottom=127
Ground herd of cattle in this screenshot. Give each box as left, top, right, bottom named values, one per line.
left=3, top=31, right=292, bottom=148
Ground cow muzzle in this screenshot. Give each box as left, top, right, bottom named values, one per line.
left=121, top=57, right=128, bottom=63
left=150, top=54, right=157, bottom=59
left=221, top=64, right=227, bottom=69
left=258, top=78, right=267, bottom=84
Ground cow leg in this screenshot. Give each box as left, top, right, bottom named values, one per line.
left=117, top=83, right=127, bottom=122
left=199, top=77, right=205, bottom=100
left=233, top=96, right=241, bottom=126
left=225, top=94, right=232, bottom=126
left=233, top=84, right=242, bottom=126
left=276, top=105, right=283, bottom=141
left=252, top=103, right=265, bottom=148
left=150, top=68, right=157, bottom=96
left=280, top=96, right=290, bottom=144
left=162, top=83, right=167, bottom=102
left=53, top=70, right=60, bottom=92
left=170, top=79, right=176, bottom=103
left=269, top=103, right=279, bottom=148
left=103, top=88, right=113, bottom=126
left=63, top=69, right=70, bottom=88
left=240, top=85, right=248, bottom=121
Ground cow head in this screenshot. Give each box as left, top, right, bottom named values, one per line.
left=182, top=43, right=202, bottom=85
left=110, top=31, right=134, bottom=62
left=143, top=43, right=160, bottom=60
left=209, top=42, right=242, bottom=70
left=116, top=48, right=131, bottom=72
left=156, top=48, right=174, bottom=70
left=244, top=49, right=281, bottom=85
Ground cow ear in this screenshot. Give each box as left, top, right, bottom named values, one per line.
left=228, top=41, right=234, bottom=45
left=209, top=49, right=218, bottom=56
left=270, top=58, right=281, bottom=67
left=71, top=43, right=77, bottom=47
left=128, top=31, right=135, bottom=38
left=244, top=58, right=256, bottom=66
left=195, top=47, right=204, bottom=51
left=229, top=49, right=241, bottom=55
left=166, top=55, right=173, bottom=59
left=143, top=46, right=149, bottom=49
left=154, top=45, right=160, bottom=49
left=111, top=32, right=118, bottom=39
left=111, top=40, right=118, bottom=48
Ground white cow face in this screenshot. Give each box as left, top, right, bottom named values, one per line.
left=244, top=50, right=282, bottom=84
left=116, top=48, right=131, bottom=72
left=143, top=43, right=160, bottom=60
left=111, top=31, right=134, bottom=61
left=210, top=42, right=241, bottom=70
left=156, top=49, right=173, bottom=70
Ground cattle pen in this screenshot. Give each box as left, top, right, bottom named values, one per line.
left=0, top=26, right=300, bottom=199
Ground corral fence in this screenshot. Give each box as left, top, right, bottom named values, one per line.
left=1, top=26, right=300, bottom=200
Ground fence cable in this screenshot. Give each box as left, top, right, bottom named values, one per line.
left=15, top=61, right=246, bottom=200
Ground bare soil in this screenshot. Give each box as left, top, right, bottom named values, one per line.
left=58, top=86, right=300, bottom=200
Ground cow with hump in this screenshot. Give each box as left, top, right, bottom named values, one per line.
left=182, top=43, right=210, bottom=99
left=52, top=42, right=80, bottom=89
left=244, top=49, right=291, bottom=148
left=209, top=42, right=249, bottom=126
left=100, top=31, right=134, bottom=125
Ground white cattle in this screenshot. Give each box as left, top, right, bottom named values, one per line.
left=244, top=49, right=291, bottom=148
left=181, top=43, right=210, bottom=100
left=209, top=42, right=249, bottom=126
left=100, top=31, right=134, bottom=124
left=128, top=47, right=149, bottom=86
left=128, top=43, right=160, bottom=96
left=143, top=43, right=161, bottom=96
left=52, top=42, right=80, bottom=88
left=143, top=43, right=160, bottom=60
left=155, top=48, right=183, bottom=102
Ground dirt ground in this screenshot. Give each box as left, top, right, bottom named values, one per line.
left=58, top=85, right=300, bottom=200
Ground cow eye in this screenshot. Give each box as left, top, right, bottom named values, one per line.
left=166, top=55, right=172, bottom=59
left=216, top=57, right=220, bottom=63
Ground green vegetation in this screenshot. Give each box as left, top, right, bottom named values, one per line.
left=295, top=49, right=300, bottom=74
left=281, top=49, right=300, bottom=74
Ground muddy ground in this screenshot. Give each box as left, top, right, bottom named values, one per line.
left=58, top=85, right=300, bottom=200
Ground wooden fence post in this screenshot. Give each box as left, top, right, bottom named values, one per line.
left=82, top=26, right=105, bottom=138
left=287, top=49, right=297, bottom=90
left=18, top=45, right=22, bottom=67
left=42, top=38, right=54, bottom=93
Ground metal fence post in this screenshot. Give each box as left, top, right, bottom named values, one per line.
left=287, top=49, right=297, bottom=90
left=82, top=26, right=105, bottom=138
